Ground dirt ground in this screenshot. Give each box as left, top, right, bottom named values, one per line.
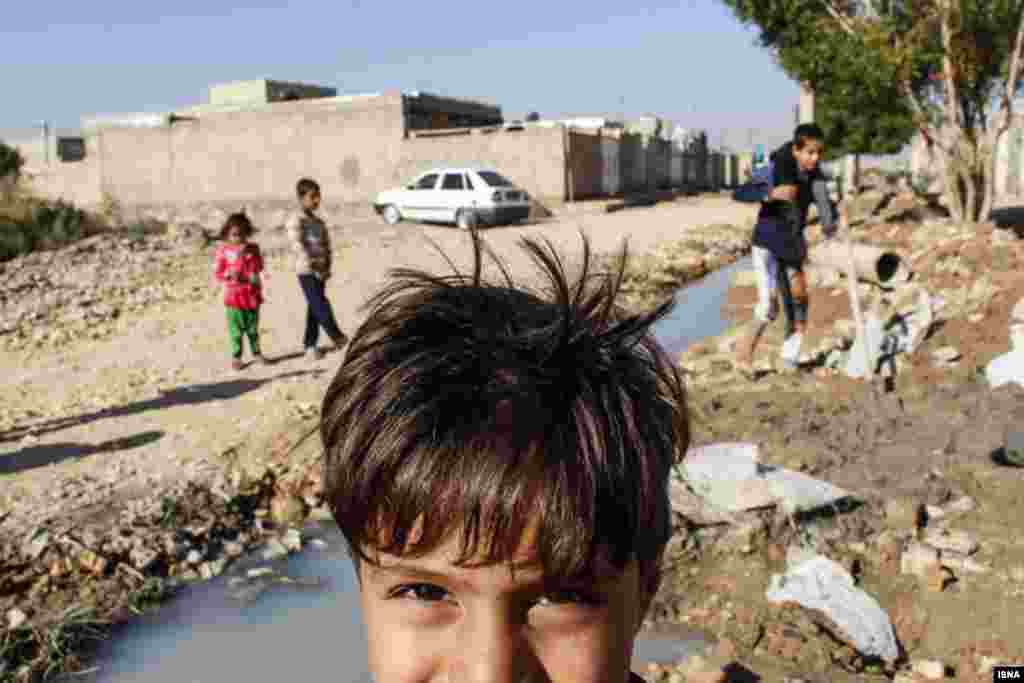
left=0, top=195, right=757, bottom=679
left=648, top=191, right=1024, bottom=682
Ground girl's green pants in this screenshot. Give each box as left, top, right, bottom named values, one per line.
left=226, top=307, right=260, bottom=358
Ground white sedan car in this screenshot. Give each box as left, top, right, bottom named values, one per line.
left=373, top=168, right=532, bottom=229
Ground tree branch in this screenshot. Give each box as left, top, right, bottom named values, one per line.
left=820, top=0, right=859, bottom=36
left=939, top=2, right=961, bottom=131
left=997, top=3, right=1024, bottom=135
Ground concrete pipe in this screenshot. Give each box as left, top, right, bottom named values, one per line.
left=807, top=241, right=909, bottom=287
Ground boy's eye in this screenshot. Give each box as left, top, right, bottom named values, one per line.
left=535, top=589, right=604, bottom=607
left=388, top=584, right=604, bottom=607
left=390, top=583, right=450, bottom=602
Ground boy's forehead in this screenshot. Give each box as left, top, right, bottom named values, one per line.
left=362, top=518, right=625, bottom=589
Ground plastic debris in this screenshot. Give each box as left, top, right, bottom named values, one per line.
left=986, top=350, right=1024, bottom=389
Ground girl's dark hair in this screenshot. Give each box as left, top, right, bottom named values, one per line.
left=320, top=228, right=689, bottom=597
left=219, top=212, right=254, bottom=241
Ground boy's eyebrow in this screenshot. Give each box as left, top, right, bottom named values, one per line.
left=365, top=559, right=619, bottom=591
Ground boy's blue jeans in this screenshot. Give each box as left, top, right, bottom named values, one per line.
left=298, top=273, right=344, bottom=349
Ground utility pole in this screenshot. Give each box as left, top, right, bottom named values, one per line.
left=41, top=120, right=50, bottom=165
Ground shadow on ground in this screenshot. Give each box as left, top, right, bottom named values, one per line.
left=0, top=430, right=164, bottom=475
left=0, top=370, right=321, bottom=444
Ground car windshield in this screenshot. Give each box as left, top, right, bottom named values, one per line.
left=476, top=171, right=514, bottom=187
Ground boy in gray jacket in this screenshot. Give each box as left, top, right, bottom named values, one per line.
left=286, top=178, right=348, bottom=360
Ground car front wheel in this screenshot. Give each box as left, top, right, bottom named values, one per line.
left=455, top=209, right=477, bottom=230
left=381, top=205, right=402, bottom=225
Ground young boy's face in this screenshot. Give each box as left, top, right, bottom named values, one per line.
left=357, top=529, right=652, bottom=683
left=301, top=190, right=322, bottom=212
left=793, top=138, right=824, bottom=174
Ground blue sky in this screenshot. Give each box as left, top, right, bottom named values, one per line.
left=2, top=0, right=801, bottom=149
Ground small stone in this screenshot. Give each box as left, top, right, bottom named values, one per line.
left=130, top=546, right=159, bottom=572
left=6, top=608, right=29, bottom=630
left=1012, top=297, right=1024, bottom=322
left=270, top=492, right=309, bottom=527
left=310, top=538, right=328, bottom=549
left=924, top=528, right=978, bottom=556
left=282, top=528, right=303, bottom=553
left=912, top=659, right=945, bottom=679
left=886, top=497, right=924, bottom=531
left=199, top=559, right=227, bottom=580
left=186, top=549, right=203, bottom=565
left=931, top=346, right=961, bottom=364
left=978, top=656, right=1001, bottom=673
left=902, top=542, right=940, bottom=578
left=223, top=541, right=244, bottom=558
left=262, top=538, right=289, bottom=561
left=926, top=564, right=955, bottom=593
left=247, top=567, right=275, bottom=578
left=945, top=496, right=976, bottom=516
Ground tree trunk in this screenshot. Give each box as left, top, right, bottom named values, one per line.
left=940, top=129, right=995, bottom=224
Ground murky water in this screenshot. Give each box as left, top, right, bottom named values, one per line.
left=652, top=256, right=750, bottom=358
left=73, top=256, right=749, bottom=682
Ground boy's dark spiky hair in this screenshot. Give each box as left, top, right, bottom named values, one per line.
left=794, top=123, right=825, bottom=149
left=320, top=228, right=689, bottom=595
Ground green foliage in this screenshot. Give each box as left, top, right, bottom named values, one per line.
left=0, top=139, right=24, bottom=180
left=0, top=199, right=91, bottom=262
left=721, top=1, right=923, bottom=158
left=720, top=0, right=1024, bottom=221
left=0, top=606, right=109, bottom=682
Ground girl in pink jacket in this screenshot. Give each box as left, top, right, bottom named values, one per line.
left=213, top=213, right=268, bottom=370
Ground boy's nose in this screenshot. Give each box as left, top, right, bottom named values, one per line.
left=449, top=618, right=543, bottom=683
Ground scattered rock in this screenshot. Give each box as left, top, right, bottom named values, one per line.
left=886, top=497, right=925, bottom=531
left=901, top=542, right=940, bottom=579
left=270, top=491, right=309, bottom=527
left=931, top=346, right=961, bottom=366
left=130, top=546, right=159, bottom=572
left=199, top=558, right=227, bottom=580
left=926, top=564, right=956, bottom=593
left=282, top=528, right=303, bottom=553
left=912, top=659, right=946, bottom=679
left=262, top=537, right=289, bottom=561
left=924, top=528, right=978, bottom=556
left=6, top=608, right=29, bottom=629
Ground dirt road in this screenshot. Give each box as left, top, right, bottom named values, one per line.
left=0, top=196, right=757, bottom=522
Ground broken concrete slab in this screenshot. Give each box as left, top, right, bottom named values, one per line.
left=682, top=443, right=855, bottom=516
left=766, top=554, right=899, bottom=662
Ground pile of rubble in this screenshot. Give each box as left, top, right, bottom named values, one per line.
left=642, top=442, right=1024, bottom=681
left=0, top=437, right=326, bottom=647
left=0, top=226, right=296, bottom=355
left=600, top=222, right=753, bottom=312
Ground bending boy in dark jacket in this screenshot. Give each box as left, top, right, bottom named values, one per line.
left=736, top=123, right=836, bottom=376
